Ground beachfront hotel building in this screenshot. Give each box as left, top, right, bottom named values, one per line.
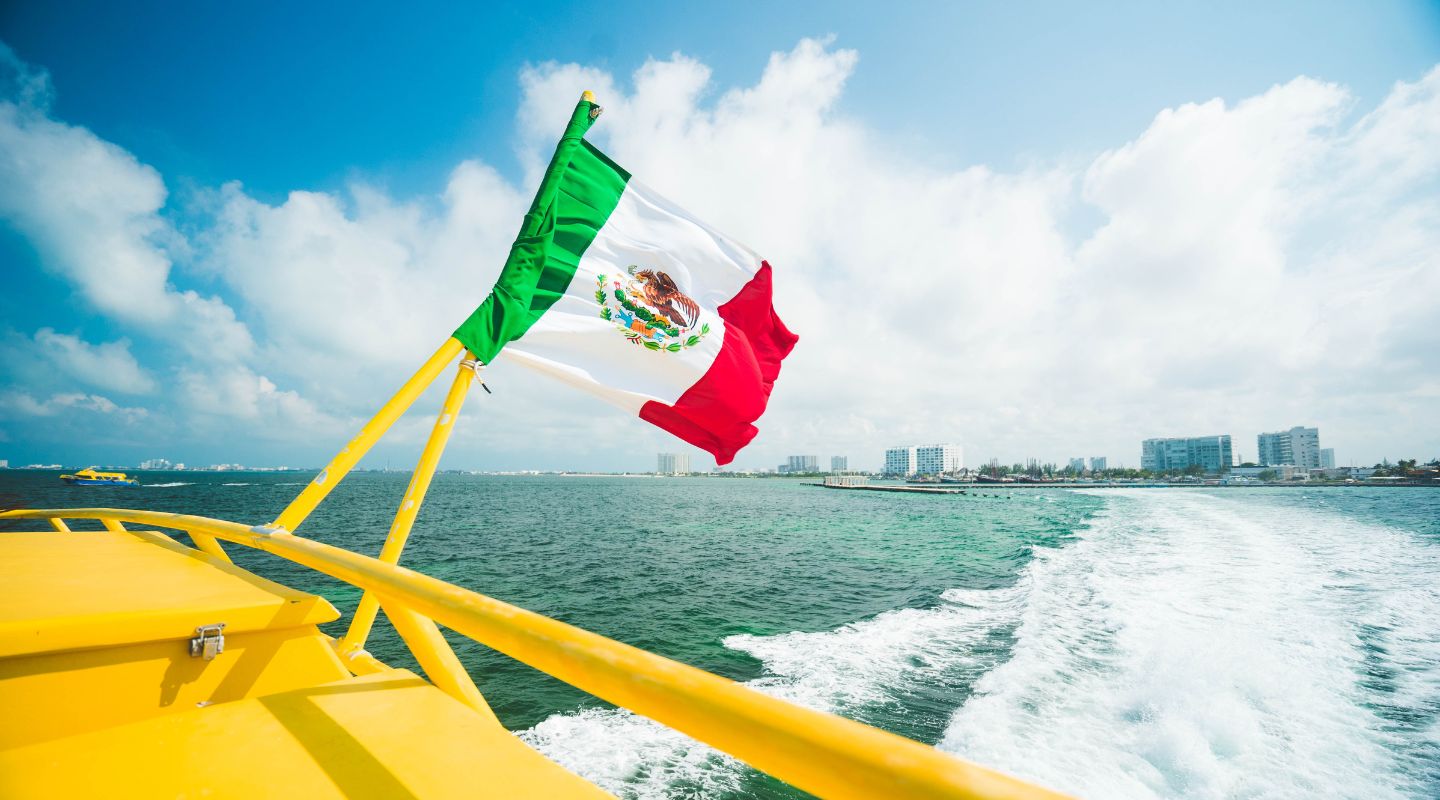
left=830, top=456, right=848, bottom=472
left=916, top=444, right=962, bottom=475
left=885, top=443, right=965, bottom=476
left=656, top=452, right=691, bottom=475
left=1090, top=457, right=1107, bottom=472
left=1068, top=458, right=1086, bottom=473
left=1320, top=448, right=1335, bottom=469
left=1140, top=435, right=1233, bottom=473
left=884, top=447, right=917, bottom=477
left=1257, top=426, right=1321, bottom=469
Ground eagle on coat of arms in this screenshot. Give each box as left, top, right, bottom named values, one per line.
left=630, top=268, right=700, bottom=329
left=594, top=267, right=711, bottom=353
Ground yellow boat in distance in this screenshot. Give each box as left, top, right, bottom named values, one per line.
left=0, top=340, right=1068, bottom=800
left=58, top=467, right=139, bottom=486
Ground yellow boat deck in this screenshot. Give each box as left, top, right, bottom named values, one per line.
left=0, top=530, right=606, bottom=798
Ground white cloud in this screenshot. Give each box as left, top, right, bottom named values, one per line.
left=504, top=45, right=1438, bottom=466
left=31, top=328, right=156, bottom=395
left=0, top=44, right=253, bottom=362
left=1, top=39, right=1436, bottom=467
left=195, top=162, right=526, bottom=403
left=0, top=390, right=147, bottom=421
left=174, top=364, right=342, bottom=441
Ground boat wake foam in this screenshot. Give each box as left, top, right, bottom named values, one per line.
left=519, top=582, right=1031, bottom=798
left=939, top=490, right=1440, bottom=799
left=143, top=482, right=194, bottom=488
left=522, top=490, right=1440, bottom=799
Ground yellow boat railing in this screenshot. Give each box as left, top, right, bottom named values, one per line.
left=0, top=504, right=1066, bottom=800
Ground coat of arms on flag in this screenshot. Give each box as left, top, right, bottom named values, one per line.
left=453, top=92, right=797, bottom=464
left=596, top=268, right=711, bottom=353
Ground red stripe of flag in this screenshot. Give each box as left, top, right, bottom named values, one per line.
left=639, top=262, right=798, bottom=465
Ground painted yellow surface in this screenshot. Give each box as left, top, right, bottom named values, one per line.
left=0, top=530, right=336, bottom=658
left=1, top=508, right=1071, bottom=800
left=0, top=530, right=352, bottom=749
left=0, top=670, right=611, bottom=799
left=1, top=625, right=351, bottom=749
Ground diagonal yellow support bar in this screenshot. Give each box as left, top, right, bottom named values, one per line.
left=48, top=518, right=71, bottom=532
left=186, top=531, right=233, bottom=562
left=272, top=337, right=465, bottom=534
left=342, top=358, right=476, bottom=654
left=379, top=595, right=498, bottom=724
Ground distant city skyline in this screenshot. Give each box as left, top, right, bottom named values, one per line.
left=16, top=424, right=1437, bottom=474
left=1, top=6, right=1437, bottom=471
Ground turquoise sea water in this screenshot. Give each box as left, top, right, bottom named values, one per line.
left=2, top=472, right=1437, bottom=799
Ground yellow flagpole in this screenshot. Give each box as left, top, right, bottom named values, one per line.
left=341, top=354, right=477, bottom=654
left=272, top=336, right=465, bottom=533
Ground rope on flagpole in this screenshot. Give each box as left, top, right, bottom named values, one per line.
left=459, top=357, right=492, bottom=394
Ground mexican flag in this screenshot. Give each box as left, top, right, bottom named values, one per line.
left=454, top=93, right=797, bottom=465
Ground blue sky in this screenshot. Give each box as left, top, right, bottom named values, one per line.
left=6, top=2, right=1437, bottom=194
left=1, top=2, right=1438, bottom=470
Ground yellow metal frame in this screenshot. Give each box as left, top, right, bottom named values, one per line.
left=1, top=505, right=1065, bottom=800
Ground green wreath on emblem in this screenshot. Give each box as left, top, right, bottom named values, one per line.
left=596, top=273, right=710, bottom=353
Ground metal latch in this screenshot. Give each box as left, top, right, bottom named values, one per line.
left=189, top=623, right=226, bottom=660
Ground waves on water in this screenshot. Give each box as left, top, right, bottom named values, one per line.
left=220, top=482, right=252, bottom=486
left=143, top=482, right=193, bottom=487
left=940, top=490, right=1440, bottom=799
left=520, top=583, right=1029, bottom=798
left=521, top=490, right=1440, bottom=799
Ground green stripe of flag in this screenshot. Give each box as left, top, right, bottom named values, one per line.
left=454, top=98, right=630, bottom=362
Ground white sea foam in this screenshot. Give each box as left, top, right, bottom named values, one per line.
left=220, top=482, right=252, bottom=486
left=521, top=708, right=745, bottom=799
left=520, top=581, right=1031, bottom=798
left=521, top=491, right=1440, bottom=799
left=143, top=482, right=193, bottom=487
left=725, top=582, right=1028, bottom=712
left=940, top=490, right=1440, bottom=799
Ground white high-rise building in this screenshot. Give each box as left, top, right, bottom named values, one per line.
left=657, top=453, right=691, bottom=474
left=1319, top=448, right=1335, bottom=469
left=884, top=446, right=917, bottom=476
left=830, top=456, right=848, bottom=472
left=915, top=444, right=963, bottom=475
left=1257, top=426, right=1321, bottom=469
left=1090, top=457, right=1107, bottom=472
left=1068, top=458, right=1086, bottom=473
